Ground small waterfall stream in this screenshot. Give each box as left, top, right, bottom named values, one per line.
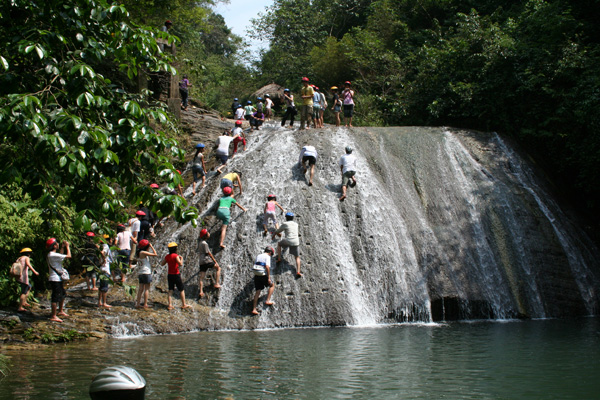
left=138, top=123, right=599, bottom=332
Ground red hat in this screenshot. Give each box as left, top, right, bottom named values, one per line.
left=345, top=81, right=351, bottom=85
left=46, top=238, right=57, bottom=249
left=200, top=228, right=209, bottom=238
left=235, top=120, right=242, bottom=125
left=315, top=87, right=319, bottom=90
left=222, top=186, right=232, bottom=195
left=136, top=210, right=146, bottom=216
left=150, top=183, right=159, bottom=189
left=301, top=77, right=309, bottom=82
left=138, top=239, right=149, bottom=248
left=165, top=20, right=172, bottom=25
left=86, top=232, right=95, bottom=237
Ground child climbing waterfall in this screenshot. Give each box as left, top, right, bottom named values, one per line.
left=197, top=229, right=221, bottom=299
left=217, top=186, right=247, bottom=249
left=191, top=143, right=207, bottom=195
left=263, top=194, right=285, bottom=235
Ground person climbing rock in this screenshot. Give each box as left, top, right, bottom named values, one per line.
left=134, top=239, right=157, bottom=309
left=217, top=186, right=247, bottom=248
left=342, top=81, right=355, bottom=127
left=331, top=86, right=341, bottom=127
left=46, top=238, right=71, bottom=322
left=251, top=246, right=276, bottom=315
left=15, top=247, right=39, bottom=312
left=160, top=242, right=192, bottom=310
left=299, top=145, right=318, bottom=186
left=300, top=77, right=314, bottom=130
left=197, top=229, right=221, bottom=299
left=264, top=94, right=274, bottom=121
left=179, top=75, right=191, bottom=110
left=272, top=212, right=302, bottom=278
left=232, top=120, right=247, bottom=154
left=281, top=88, right=297, bottom=128
left=339, top=145, right=357, bottom=201
left=191, top=143, right=207, bottom=195
left=220, top=171, right=243, bottom=197
left=263, top=194, right=286, bottom=234
left=215, top=130, right=235, bottom=174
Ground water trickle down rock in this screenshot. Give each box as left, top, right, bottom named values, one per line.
left=148, top=123, right=600, bottom=328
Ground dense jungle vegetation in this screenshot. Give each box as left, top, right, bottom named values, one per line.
left=1, top=0, right=599, bottom=301
left=253, top=0, right=600, bottom=227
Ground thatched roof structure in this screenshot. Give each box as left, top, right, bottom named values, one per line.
left=252, top=83, right=286, bottom=103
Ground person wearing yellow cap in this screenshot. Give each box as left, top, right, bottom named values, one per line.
left=160, top=242, right=192, bottom=310
left=15, top=248, right=39, bottom=312
left=330, top=86, right=341, bottom=127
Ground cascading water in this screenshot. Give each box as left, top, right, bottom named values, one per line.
left=142, top=123, right=599, bottom=330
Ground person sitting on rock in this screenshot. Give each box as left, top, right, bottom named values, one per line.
left=272, top=212, right=302, bottom=278
left=197, top=229, right=221, bottom=299
left=251, top=246, right=276, bottom=315
left=250, top=110, right=265, bottom=131
left=217, top=186, right=247, bottom=249
left=160, top=242, right=192, bottom=310
left=339, top=145, right=357, bottom=201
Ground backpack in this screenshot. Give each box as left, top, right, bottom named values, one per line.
left=10, top=259, right=23, bottom=278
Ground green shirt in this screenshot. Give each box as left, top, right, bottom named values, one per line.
left=218, top=196, right=237, bottom=209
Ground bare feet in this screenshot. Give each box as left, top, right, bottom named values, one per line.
left=219, top=244, right=226, bottom=249
left=23, top=303, right=32, bottom=307
left=167, top=305, right=174, bottom=310
left=17, top=308, right=27, bottom=312
left=135, top=304, right=143, bottom=309
left=214, top=284, right=221, bottom=289
left=192, top=191, right=196, bottom=196
left=101, top=304, right=112, bottom=308
left=143, top=304, right=150, bottom=309
left=265, top=301, right=274, bottom=306
left=198, top=293, right=205, bottom=298
left=251, top=309, right=259, bottom=315
left=92, top=287, right=98, bottom=291
left=296, top=272, right=304, bottom=278
left=308, top=181, right=313, bottom=186
left=57, top=311, right=69, bottom=317
left=182, top=304, right=192, bottom=309
left=339, top=195, right=346, bottom=202
left=50, top=316, right=63, bottom=322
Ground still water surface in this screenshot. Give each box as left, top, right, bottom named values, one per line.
left=1, top=318, right=599, bottom=399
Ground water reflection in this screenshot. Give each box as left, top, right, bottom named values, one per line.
left=1, top=319, right=599, bottom=399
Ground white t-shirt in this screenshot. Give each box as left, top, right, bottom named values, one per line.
left=216, top=135, right=234, bottom=156
left=253, top=252, right=272, bottom=276
left=101, top=244, right=111, bottom=274
left=232, top=127, right=243, bottom=137
left=299, top=145, right=317, bottom=163
left=265, top=98, right=273, bottom=109
left=339, top=153, right=357, bottom=174
left=131, top=219, right=140, bottom=236
left=48, top=252, right=68, bottom=282
left=234, top=108, right=245, bottom=120
left=116, top=231, right=132, bottom=250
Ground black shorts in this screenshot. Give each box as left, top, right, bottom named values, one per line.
left=98, top=274, right=110, bottom=292
left=199, top=262, right=215, bottom=272
left=20, top=282, right=31, bottom=295
left=168, top=274, right=184, bottom=292
left=302, top=155, right=317, bottom=165
left=343, top=104, right=354, bottom=117
left=117, top=249, right=130, bottom=265
left=138, top=274, right=152, bottom=284
left=254, top=275, right=271, bottom=291
left=50, top=281, right=66, bottom=303
left=217, top=154, right=228, bottom=165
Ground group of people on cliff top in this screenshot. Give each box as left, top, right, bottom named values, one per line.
left=12, top=76, right=359, bottom=320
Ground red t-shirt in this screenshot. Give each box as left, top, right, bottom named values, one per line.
left=164, top=253, right=181, bottom=275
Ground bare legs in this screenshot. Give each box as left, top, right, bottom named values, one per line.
left=252, top=283, right=274, bottom=315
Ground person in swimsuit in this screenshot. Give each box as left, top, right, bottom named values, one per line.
left=342, top=81, right=355, bottom=127
left=263, top=194, right=286, bottom=234
left=216, top=186, right=247, bottom=248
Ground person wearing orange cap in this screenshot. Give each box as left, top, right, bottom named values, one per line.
left=216, top=186, right=247, bottom=248
left=197, top=229, right=220, bottom=299
left=46, top=238, right=71, bottom=322
left=15, top=247, right=39, bottom=312
left=160, top=242, right=192, bottom=310
left=342, top=81, right=355, bottom=127
left=263, top=194, right=285, bottom=234
left=300, top=77, right=314, bottom=130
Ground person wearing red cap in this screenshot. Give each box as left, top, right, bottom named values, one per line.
left=216, top=186, right=247, bottom=248
left=46, top=238, right=71, bottom=322
left=342, top=81, right=355, bottom=127
left=134, top=239, right=157, bottom=308
left=197, top=229, right=220, bottom=299
left=263, top=194, right=285, bottom=235
left=300, top=77, right=314, bottom=130
left=231, top=120, right=246, bottom=155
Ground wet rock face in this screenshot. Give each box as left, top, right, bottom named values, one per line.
left=151, top=124, right=600, bottom=328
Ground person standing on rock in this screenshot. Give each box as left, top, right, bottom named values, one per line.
left=342, top=81, right=355, bottom=127
left=244, top=101, right=256, bottom=122
left=272, top=212, right=302, bottom=278
left=116, top=224, right=136, bottom=282
left=231, top=97, right=240, bottom=116
left=197, top=228, right=221, bottom=299
left=217, top=186, right=247, bottom=248
left=234, top=104, right=245, bottom=121
left=299, top=145, right=318, bottom=186
left=281, top=89, right=297, bottom=128
left=160, top=242, right=192, bottom=310
left=98, top=235, right=113, bottom=308
left=46, top=238, right=71, bottom=322
left=312, top=86, right=323, bottom=128
left=179, top=75, right=191, bottom=111
left=215, top=130, right=234, bottom=174
left=16, top=247, right=39, bottom=312
left=339, top=146, right=357, bottom=201
left=191, top=143, right=207, bottom=195
left=331, top=86, right=341, bottom=127
left=264, top=94, right=274, bottom=121
left=134, top=239, right=157, bottom=309
left=251, top=246, right=276, bottom=315
left=300, top=77, right=314, bottom=130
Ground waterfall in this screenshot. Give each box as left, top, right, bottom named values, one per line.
left=142, top=123, right=599, bottom=330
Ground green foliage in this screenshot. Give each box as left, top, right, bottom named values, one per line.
left=40, top=329, right=88, bottom=344
left=0, top=0, right=198, bottom=237
left=0, top=354, right=10, bottom=378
